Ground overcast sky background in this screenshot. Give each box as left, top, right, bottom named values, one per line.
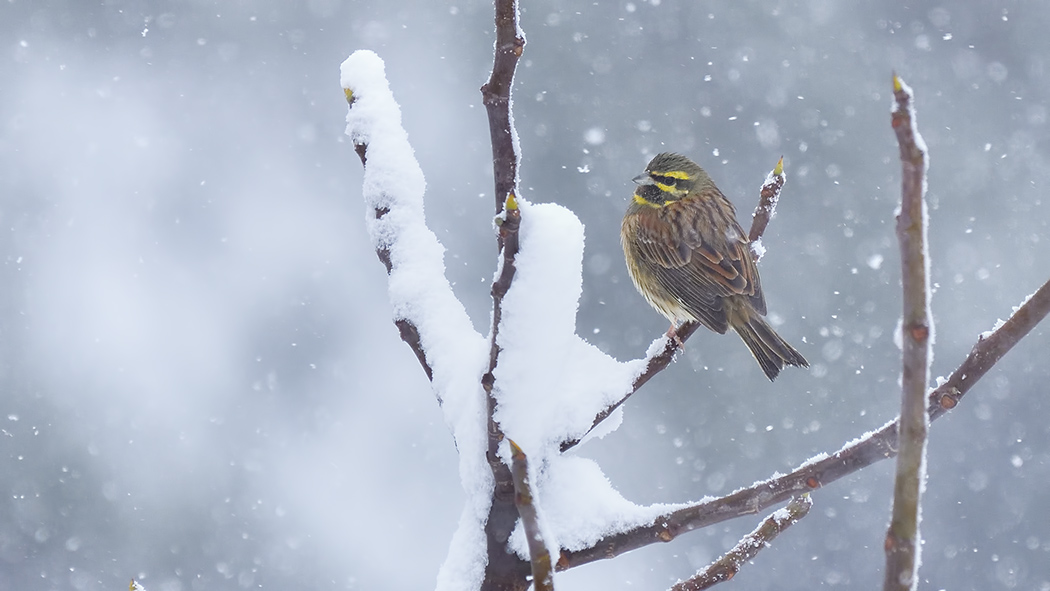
left=3, top=1, right=1050, bottom=590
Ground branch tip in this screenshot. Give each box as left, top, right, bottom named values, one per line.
left=509, top=438, right=524, bottom=458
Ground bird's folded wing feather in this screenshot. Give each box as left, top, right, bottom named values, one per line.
left=629, top=202, right=767, bottom=319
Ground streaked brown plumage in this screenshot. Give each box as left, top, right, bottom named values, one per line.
left=621, top=152, right=808, bottom=381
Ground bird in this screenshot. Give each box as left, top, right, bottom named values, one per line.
left=621, top=152, right=808, bottom=381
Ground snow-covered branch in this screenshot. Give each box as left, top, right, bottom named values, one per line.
left=884, top=74, right=931, bottom=591
left=748, top=156, right=787, bottom=261
left=340, top=50, right=488, bottom=395
left=341, top=50, right=495, bottom=591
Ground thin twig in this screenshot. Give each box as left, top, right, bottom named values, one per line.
left=671, top=495, right=812, bottom=591
left=557, top=276, right=1050, bottom=570
left=748, top=156, right=786, bottom=257
left=562, top=157, right=788, bottom=452
left=510, top=440, right=554, bottom=591
left=929, top=277, right=1050, bottom=419
left=884, top=74, right=930, bottom=591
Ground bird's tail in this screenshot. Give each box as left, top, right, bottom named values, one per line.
left=733, top=314, right=808, bottom=381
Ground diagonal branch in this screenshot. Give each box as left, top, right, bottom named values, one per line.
left=884, top=74, right=930, bottom=591
left=510, top=440, right=554, bottom=591
left=344, top=85, right=435, bottom=381
left=561, top=157, right=788, bottom=452
left=671, top=495, right=812, bottom=591
left=557, top=275, right=1050, bottom=570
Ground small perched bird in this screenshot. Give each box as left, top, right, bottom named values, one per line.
left=621, top=152, right=808, bottom=381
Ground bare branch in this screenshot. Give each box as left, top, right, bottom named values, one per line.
left=510, top=440, right=554, bottom=591
left=558, top=276, right=1050, bottom=570
left=884, top=74, right=930, bottom=591
left=482, top=0, right=525, bottom=218
left=671, top=495, right=812, bottom=591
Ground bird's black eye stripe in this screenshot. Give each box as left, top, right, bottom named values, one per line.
left=650, top=174, right=676, bottom=186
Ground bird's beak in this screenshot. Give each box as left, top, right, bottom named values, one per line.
left=632, top=173, right=654, bottom=186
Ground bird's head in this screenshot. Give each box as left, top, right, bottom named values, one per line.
left=632, top=152, right=710, bottom=206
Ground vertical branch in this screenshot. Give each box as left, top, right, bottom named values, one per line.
left=884, top=74, right=931, bottom=591
left=748, top=156, right=786, bottom=260
left=481, top=195, right=527, bottom=591
left=481, top=0, right=526, bottom=219
left=480, top=1, right=530, bottom=589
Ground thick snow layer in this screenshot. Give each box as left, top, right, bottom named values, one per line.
left=494, top=199, right=659, bottom=558
left=507, top=456, right=688, bottom=559
left=493, top=199, right=644, bottom=455
left=342, top=50, right=491, bottom=591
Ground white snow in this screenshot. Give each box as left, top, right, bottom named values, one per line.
left=493, top=199, right=645, bottom=455
left=343, top=49, right=671, bottom=590
left=980, top=288, right=1037, bottom=339
left=756, top=167, right=786, bottom=218
left=507, top=456, right=688, bottom=557
left=342, top=50, right=491, bottom=591
left=866, top=253, right=884, bottom=270
left=750, top=237, right=766, bottom=260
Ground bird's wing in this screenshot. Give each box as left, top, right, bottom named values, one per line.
left=629, top=200, right=767, bottom=327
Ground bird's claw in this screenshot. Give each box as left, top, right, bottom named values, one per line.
left=666, top=325, right=686, bottom=351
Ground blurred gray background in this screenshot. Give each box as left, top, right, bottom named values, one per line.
left=2, top=1, right=1049, bottom=589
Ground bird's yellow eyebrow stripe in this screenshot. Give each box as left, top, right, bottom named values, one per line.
left=658, top=170, right=690, bottom=180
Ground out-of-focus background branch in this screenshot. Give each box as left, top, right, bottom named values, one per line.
left=3, top=2, right=1050, bottom=590
left=883, top=75, right=931, bottom=591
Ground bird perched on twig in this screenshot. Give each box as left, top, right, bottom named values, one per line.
left=621, top=152, right=808, bottom=381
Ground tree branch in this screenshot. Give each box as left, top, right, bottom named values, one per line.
left=884, top=74, right=930, bottom=591
left=481, top=0, right=525, bottom=218
left=670, top=495, right=812, bottom=591
left=482, top=196, right=526, bottom=591
left=561, top=157, right=788, bottom=452
left=748, top=156, right=786, bottom=260
left=343, top=87, right=434, bottom=381
left=557, top=275, right=1050, bottom=570
left=480, top=1, right=529, bottom=589
left=510, top=440, right=554, bottom=591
